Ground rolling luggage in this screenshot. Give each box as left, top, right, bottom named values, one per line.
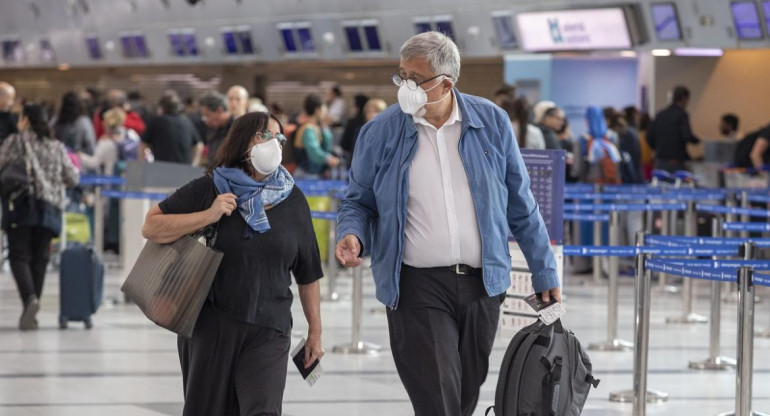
left=59, top=243, right=104, bottom=329
left=486, top=320, right=599, bottom=416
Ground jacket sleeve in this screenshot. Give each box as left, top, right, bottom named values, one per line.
left=59, top=143, right=80, bottom=188
left=499, top=111, right=560, bottom=293
left=680, top=113, right=700, bottom=144
left=0, top=135, right=17, bottom=172
left=336, top=122, right=378, bottom=255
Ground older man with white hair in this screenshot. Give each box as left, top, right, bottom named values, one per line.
left=335, top=32, right=560, bottom=415
left=226, top=85, right=249, bottom=119
left=0, top=82, right=17, bottom=143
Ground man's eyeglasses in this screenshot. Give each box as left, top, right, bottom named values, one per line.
left=391, top=73, right=447, bottom=91
left=256, top=131, right=287, bottom=147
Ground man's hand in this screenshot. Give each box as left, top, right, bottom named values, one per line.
left=541, top=287, right=562, bottom=303
left=304, top=334, right=324, bottom=369
left=335, top=234, right=362, bottom=267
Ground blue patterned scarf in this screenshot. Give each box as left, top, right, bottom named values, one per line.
left=212, top=165, right=294, bottom=235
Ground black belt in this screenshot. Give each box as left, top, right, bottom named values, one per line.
left=450, top=264, right=482, bottom=276
left=402, top=263, right=483, bottom=277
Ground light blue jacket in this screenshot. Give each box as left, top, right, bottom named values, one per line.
left=336, top=90, right=559, bottom=308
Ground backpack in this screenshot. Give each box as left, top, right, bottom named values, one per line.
left=733, top=129, right=764, bottom=168
left=486, top=320, right=600, bottom=416
left=117, top=128, right=141, bottom=161
left=582, top=135, right=621, bottom=185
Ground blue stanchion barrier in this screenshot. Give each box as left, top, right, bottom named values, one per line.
left=696, top=204, right=770, bottom=218
left=753, top=273, right=770, bottom=288
left=564, top=184, right=595, bottom=192
left=100, top=190, right=168, bottom=200
left=723, top=222, right=770, bottom=232
left=563, top=213, right=610, bottom=222
left=744, top=194, right=770, bottom=204
left=310, top=211, right=338, bottom=221
left=644, top=259, right=737, bottom=282
left=602, top=185, right=662, bottom=194
left=564, top=203, right=686, bottom=212
left=79, top=175, right=126, bottom=186
left=563, top=245, right=739, bottom=257
left=563, top=193, right=646, bottom=201
left=667, top=192, right=726, bottom=201
left=654, top=259, right=770, bottom=269
left=644, top=235, right=770, bottom=248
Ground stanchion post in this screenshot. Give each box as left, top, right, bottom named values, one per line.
left=94, top=186, right=104, bottom=255
left=740, top=191, right=750, bottom=239
left=609, top=241, right=668, bottom=405
left=718, top=253, right=770, bottom=416
left=666, top=200, right=708, bottom=324
left=724, top=197, right=741, bottom=304
left=324, top=192, right=340, bottom=302
left=332, top=264, right=382, bottom=355
left=689, top=216, right=736, bottom=370
left=589, top=210, right=633, bottom=352
left=592, top=183, right=602, bottom=284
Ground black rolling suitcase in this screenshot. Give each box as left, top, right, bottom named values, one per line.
left=59, top=243, right=104, bottom=329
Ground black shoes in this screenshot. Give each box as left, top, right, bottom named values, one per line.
left=19, top=296, right=40, bottom=331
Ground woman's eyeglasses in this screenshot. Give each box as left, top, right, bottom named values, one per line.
left=256, top=131, right=287, bottom=147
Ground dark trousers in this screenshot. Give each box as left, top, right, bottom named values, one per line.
left=7, top=226, right=54, bottom=305
left=178, top=304, right=291, bottom=416
left=387, top=265, right=503, bottom=416
left=655, top=159, right=688, bottom=173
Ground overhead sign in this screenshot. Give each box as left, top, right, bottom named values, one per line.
left=517, top=8, right=632, bottom=51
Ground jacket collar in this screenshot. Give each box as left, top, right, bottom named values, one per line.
left=403, top=88, right=483, bottom=138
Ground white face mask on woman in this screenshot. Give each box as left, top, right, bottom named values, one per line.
left=397, top=77, right=452, bottom=118
left=249, top=139, right=283, bottom=176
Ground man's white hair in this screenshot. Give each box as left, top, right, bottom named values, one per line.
left=400, top=32, right=461, bottom=83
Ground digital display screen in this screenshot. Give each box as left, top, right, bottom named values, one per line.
left=183, top=33, right=198, bottom=56
left=492, top=14, right=518, bottom=49
left=222, top=31, right=238, bottom=54
left=296, top=27, right=314, bottom=52
left=414, top=21, right=432, bottom=34
left=85, top=37, right=102, bottom=59
left=120, top=35, right=134, bottom=58
left=133, top=35, right=149, bottom=57
left=363, top=25, right=381, bottom=51
left=650, top=3, right=682, bottom=41
left=237, top=29, right=254, bottom=54
left=39, top=39, right=55, bottom=62
left=344, top=26, right=363, bottom=52
left=1, top=40, right=22, bottom=62
left=169, top=33, right=185, bottom=56
left=280, top=28, right=297, bottom=53
left=731, top=1, right=764, bottom=39
left=435, top=20, right=455, bottom=40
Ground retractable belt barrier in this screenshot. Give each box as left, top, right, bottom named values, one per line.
left=310, top=211, right=338, bottom=221
left=644, top=235, right=770, bottom=248
left=563, top=213, right=609, bottom=222
left=644, top=259, right=739, bottom=282
left=564, top=203, right=687, bottom=212
left=743, top=194, right=770, bottom=204
left=79, top=175, right=126, bottom=186
left=697, top=203, right=770, bottom=218
left=724, top=222, right=770, bottom=232
left=563, top=245, right=739, bottom=257
left=100, top=190, right=168, bottom=201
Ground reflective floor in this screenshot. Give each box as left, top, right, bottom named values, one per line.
left=1, top=262, right=770, bottom=416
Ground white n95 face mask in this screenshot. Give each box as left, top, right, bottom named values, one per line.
left=397, top=77, right=451, bottom=117
left=249, top=139, right=282, bottom=175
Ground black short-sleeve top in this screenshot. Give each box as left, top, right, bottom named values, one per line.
left=158, top=175, right=323, bottom=334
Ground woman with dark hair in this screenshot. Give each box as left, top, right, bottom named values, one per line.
left=503, top=97, right=545, bottom=150
left=141, top=111, right=324, bottom=416
left=0, top=103, right=80, bottom=330
left=52, top=92, right=96, bottom=155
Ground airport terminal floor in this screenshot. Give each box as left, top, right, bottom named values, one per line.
left=1, top=263, right=770, bottom=416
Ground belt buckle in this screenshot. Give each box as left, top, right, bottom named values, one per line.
left=455, top=264, right=467, bottom=275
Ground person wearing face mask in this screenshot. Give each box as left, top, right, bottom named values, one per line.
left=335, top=32, right=560, bottom=416
left=142, top=111, right=324, bottom=416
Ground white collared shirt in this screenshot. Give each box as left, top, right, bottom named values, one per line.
left=403, top=93, right=483, bottom=268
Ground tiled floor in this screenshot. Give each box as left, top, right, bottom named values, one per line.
left=1, top=262, right=770, bottom=416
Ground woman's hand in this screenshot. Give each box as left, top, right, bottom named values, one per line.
left=304, top=333, right=324, bottom=369
left=206, top=193, right=238, bottom=223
